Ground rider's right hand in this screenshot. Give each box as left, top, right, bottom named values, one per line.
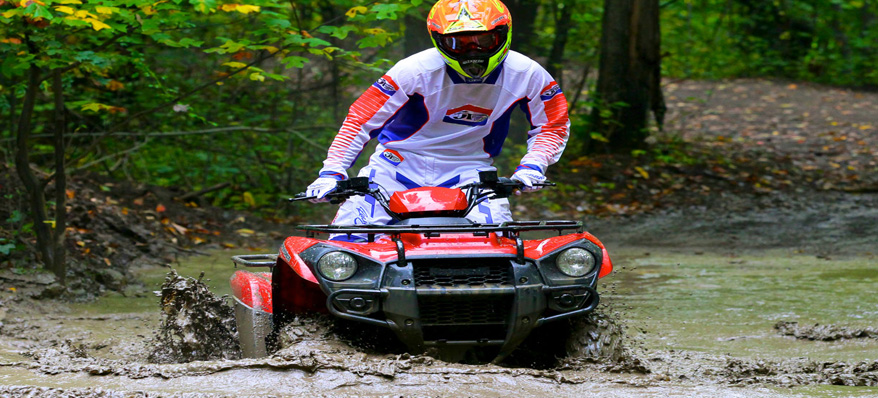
left=306, top=173, right=345, bottom=203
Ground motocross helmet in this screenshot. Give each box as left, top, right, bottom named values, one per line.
left=427, top=0, right=512, bottom=79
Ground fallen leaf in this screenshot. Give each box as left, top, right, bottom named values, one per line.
left=171, top=223, right=188, bottom=235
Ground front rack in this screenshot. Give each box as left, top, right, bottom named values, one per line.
left=296, top=220, right=583, bottom=240
left=297, top=220, right=583, bottom=266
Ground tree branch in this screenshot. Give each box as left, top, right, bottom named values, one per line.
left=67, top=43, right=294, bottom=168
left=68, top=138, right=151, bottom=174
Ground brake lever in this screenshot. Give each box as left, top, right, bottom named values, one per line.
left=289, top=193, right=313, bottom=202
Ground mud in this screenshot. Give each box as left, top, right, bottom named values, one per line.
left=720, top=357, right=878, bottom=387
left=775, top=321, right=878, bottom=341
left=1, top=251, right=876, bottom=397
left=0, top=386, right=210, bottom=398
left=147, top=270, right=240, bottom=363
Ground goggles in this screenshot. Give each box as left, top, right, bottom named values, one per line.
left=436, top=29, right=505, bottom=56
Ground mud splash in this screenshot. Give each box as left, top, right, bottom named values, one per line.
left=721, top=357, right=878, bottom=387
left=775, top=321, right=878, bottom=341
left=147, top=270, right=240, bottom=363
left=0, top=386, right=213, bottom=398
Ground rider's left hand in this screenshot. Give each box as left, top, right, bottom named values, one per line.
left=511, top=165, right=546, bottom=192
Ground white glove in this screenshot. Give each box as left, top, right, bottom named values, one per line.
left=306, top=176, right=342, bottom=203
left=511, top=167, right=547, bottom=192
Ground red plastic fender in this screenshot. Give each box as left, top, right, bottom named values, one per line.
left=389, top=187, right=469, bottom=214
left=523, top=232, right=613, bottom=278
left=230, top=270, right=273, bottom=313
left=279, top=236, right=320, bottom=283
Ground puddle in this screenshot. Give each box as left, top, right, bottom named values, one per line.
left=1, top=249, right=876, bottom=396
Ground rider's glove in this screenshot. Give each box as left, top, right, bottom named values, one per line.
left=511, top=165, right=547, bottom=192
left=306, top=172, right=346, bottom=203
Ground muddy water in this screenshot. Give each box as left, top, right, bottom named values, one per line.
left=1, top=250, right=876, bottom=397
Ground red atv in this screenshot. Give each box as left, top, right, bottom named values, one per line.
left=230, top=171, right=612, bottom=362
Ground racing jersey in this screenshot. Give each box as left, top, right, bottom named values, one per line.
left=319, top=48, right=570, bottom=188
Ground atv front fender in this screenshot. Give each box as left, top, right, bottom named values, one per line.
left=230, top=270, right=273, bottom=358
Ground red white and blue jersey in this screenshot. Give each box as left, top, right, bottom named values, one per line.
left=319, top=49, right=570, bottom=188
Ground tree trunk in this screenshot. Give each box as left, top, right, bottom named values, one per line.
left=545, top=0, right=574, bottom=84
left=319, top=0, right=344, bottom=120
left=508, top=0, right=539, bottom=54
left=15, top=65, right=55, bottom=270
left=591, top=0, right=665, bottom=152
left=51, top=69, right=68, bottom=284
left=404, top=9, right=432, bottom=57
left=2, top=80, right=15, bottom=165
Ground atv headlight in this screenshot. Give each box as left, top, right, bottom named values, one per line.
left=556, top=248, right=596, bottom=277
left=317, top=252, right=358, bottom=281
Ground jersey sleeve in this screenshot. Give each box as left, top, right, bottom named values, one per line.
left=319, top=62, right=416, bottom=177
left=518, top=68, right=570, bottom=174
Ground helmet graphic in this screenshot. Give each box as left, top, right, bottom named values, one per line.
left=427, top=0, right=512, bottom=79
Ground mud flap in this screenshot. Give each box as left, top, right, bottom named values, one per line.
left=234, top=297, right=273, bottom=358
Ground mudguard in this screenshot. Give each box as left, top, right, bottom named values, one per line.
left=230, top=270, right=273, bottom=357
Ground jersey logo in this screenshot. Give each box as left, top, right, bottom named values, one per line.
left=443, top=104, right=493, bottom=126
left=380, top=149, right=404, bottom=166
left=372, top=76, right=398, bottom=96
left=540, top=82, right=562, bottom=101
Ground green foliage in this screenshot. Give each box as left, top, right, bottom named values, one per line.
left=661, top=0, right=878, bottom=86
left=1, top=0, right=425, bottom=219
left=4, top=0, right=873, bottom=224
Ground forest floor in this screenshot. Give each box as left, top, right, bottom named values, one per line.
left=1, top=79, right=877, bottom=397
left=537, top=78, right=878, bottom=256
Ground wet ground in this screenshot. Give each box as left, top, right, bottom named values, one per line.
left=2, top=79, right=877, bottom=396
left=1, top=227, right=876, bottom=397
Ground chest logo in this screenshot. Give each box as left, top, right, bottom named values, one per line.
left=443, top=104, right=493, bottom=126
left=380, top=149, right=404, bottom=166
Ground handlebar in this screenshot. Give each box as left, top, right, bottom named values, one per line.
left=289, top=177, right=375, bottom=204
left=289, top=171, right=555, bottom=217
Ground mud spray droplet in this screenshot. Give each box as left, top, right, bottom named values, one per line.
left=147, top=270, right=241, bottom=363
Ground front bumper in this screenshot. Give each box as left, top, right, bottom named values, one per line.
left=309, top=251, right=600, bottom=358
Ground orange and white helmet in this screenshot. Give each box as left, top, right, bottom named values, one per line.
left=427, top=0, right=512, bottom=79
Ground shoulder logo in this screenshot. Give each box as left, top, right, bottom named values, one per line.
left=540, top=83, right=562, bottom=101
left=443, top=104, right=493, bottom=126
left=372, top=76, right=398, bottom=96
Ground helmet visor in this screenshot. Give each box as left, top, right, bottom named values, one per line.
left=437, top=29, right=505, bottom=56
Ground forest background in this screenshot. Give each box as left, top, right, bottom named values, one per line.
left=1, top=0, right=877, bottom=287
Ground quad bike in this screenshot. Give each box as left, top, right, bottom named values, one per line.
left=230, top=171, right=612, bottom=362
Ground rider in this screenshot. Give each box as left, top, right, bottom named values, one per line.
left=306, top=0, right=570, bottom=234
